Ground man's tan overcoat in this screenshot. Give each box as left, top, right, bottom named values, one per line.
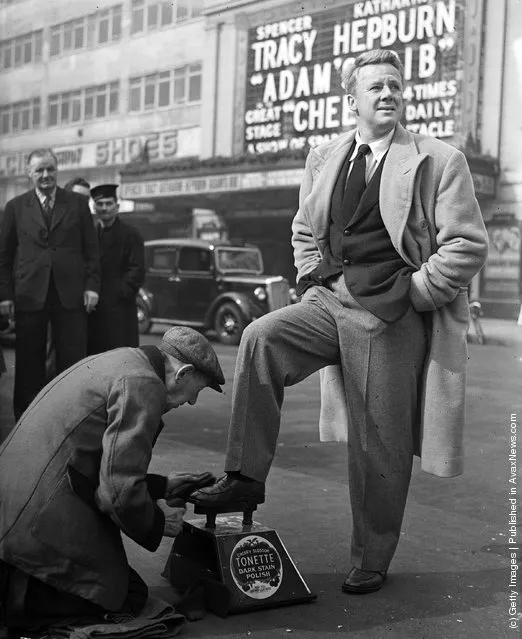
left=292, top=124, right=488, bottom=478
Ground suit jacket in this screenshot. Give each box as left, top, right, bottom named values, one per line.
left=89, top=217, right=145, bottom=352
left=0, top=348, right=167, bottom=611
left=0, top=187, right=100, bottom=311
left=292, top=124, right=489, bottom=478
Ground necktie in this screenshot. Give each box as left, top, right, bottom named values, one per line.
left=342, top=143, right=370, bottom=222
left=42, top=196, right=52, bottom=227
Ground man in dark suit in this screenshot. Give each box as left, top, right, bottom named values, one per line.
left=88, top=184, right=145, bottom=354
left=0, top=148, right=100, bottom=420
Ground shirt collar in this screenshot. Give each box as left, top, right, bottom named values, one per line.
left=352, top=127, right=396, bottom=163
left=35, top=187, right=57, bottom=207
left=101, top=217, right=118, bottom=230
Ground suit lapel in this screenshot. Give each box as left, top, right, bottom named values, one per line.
left=380, top=124, right=429, bottom=259
left=25, top=190, right=47, bottom=231
left=304, top=130, right=356, bottom=244
left=50, top=187, right=68, bottom=232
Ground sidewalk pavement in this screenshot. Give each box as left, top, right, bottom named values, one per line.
left=0, top=320, right=520, bottom=638
left=471, top=316, right=522, bottom=348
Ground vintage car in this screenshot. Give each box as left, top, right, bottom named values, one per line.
left=137, top=238, right=293, bottom=345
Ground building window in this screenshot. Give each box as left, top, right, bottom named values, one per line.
left=131, top=0, right=145, bottom=34
left=0, top=108, right=10, bottom=136
left=144, top=74, right=156, bottom=110
left=49, top=5, right=122, bottom=58
left=97, top=6, right=122, bottom=45
left=0, top=98, right=41, bottom=136
left=147, top=3, right=159, bottom=30
left=173, top=67, right=186, bottom=104
left=188, top=63, right=202, bottom=102
left=34, top=32, right=43, bottom=61
left=0, top=30, right=43, bottom=71
left=158, top=71, right=171, bottom=107
left=128, top=64, right=202, bottom=112
left=51, top=90, right=84, bottom=126
left=161, top=2, right=173, bottom=26
left=176, top=0, right=189, bottom=21
left=2, top=43, right=12, bottom=69
left=47, top=82, right=119, bottom=127
left=129, top=78, right=142, bottom=112
left=71, top=91, right=82, bottom=122
left=131, top=0, right=202, bottom=35
left=50, top=26, right=61, bottom=56
left=73, top=19, right=85, bottom=49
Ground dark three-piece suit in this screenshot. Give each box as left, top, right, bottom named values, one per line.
left=0, top=187, right=100, bottom=419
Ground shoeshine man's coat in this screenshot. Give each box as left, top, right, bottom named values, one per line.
left=292, top=124, right=488, bottom=478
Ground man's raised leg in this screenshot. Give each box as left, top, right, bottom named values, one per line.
left=190, top=288, right=341, bottom=507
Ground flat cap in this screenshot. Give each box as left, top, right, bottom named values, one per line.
left=160, top=326, right=225, bottom=393
left=91, top=183, right=118, bottom=201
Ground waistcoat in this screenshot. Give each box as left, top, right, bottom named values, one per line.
left=312, top=145, right=414, bottom=323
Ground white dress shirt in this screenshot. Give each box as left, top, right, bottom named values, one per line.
left=348, top=128, right=396, bottom=184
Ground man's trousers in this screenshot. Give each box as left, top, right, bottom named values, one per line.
left=14, top=277, right=87, bottom=421
left=225, top=284, right=428, bottom=571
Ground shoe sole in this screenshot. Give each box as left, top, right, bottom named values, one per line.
left=187, top=496, right=265, bottom=509
left=341, top=582, right=385, bottom=594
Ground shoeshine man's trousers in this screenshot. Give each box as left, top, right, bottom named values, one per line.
left=225, top=284, right=428, bottom=572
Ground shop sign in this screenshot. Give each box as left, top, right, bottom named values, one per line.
left=244, top=0, right=463, bottom=154
left=0, top=145, right=96, bottom=177
left=120, top=168, right=306, bottom=199
left=0, top=127, right=201, bottom=177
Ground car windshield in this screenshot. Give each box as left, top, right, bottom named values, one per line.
left=215, top=247, right=263, bottom=274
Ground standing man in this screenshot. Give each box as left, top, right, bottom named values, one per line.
left=0, top=149, right=100, bottom=420
left=190, top=50, right=489, bottom=594
left=88, top=184, right=145, bottom=354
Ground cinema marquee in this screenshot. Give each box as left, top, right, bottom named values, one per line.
left=243, top=0, right=463, bottom=154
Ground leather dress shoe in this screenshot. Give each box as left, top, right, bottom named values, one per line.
left=188, top=474, right=265, bottom=509
left=341, top=567, right=387, bottom=594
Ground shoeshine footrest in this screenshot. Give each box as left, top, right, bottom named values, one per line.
left=162, top=514, right=317, bottom=617
left=193, top=503, right=258, bottom=527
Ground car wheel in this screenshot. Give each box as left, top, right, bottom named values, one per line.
left=214, top=302, right=246, bottom=346
left=137, top=297, right=152, bottom=335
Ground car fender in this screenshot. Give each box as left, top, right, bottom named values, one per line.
left=204, top=292, right=262, bottom=328
left=137, top=287, right=156, bottom=315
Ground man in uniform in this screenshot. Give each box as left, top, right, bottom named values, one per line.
left=88, top=184, right=145, bottom=354
left=0, top=326, right=224, bottom=634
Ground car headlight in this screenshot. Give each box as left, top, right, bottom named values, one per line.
left=254, top=286, right=267, bottom=301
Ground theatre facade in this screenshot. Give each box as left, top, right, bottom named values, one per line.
left=119, top=0, right=521, bottom=318
left=2, top=0, right=517, bottom=316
